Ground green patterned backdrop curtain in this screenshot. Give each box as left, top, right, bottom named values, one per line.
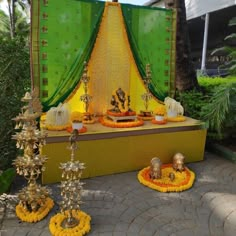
left=121, top=5, right=174, bottom=101
left=34, top=0, right=105, bottom=111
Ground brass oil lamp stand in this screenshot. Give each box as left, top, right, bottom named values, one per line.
left=59, top=129, right=85, bottom=228
left=140, top=64, right=153, bottom=118
left=12, top=89, right=53, bottom=221
left=80, top=61, right=94, bottom=123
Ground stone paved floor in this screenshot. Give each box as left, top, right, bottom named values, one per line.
left=1, top=152, right=236, bottom=236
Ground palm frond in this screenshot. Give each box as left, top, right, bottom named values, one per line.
left=229, top=17, right=236, bottom=27
left=229, top=64, right=236, bottom=75
left=228, top=51, right=236, bottom=59
left=202, top=83, right=234, bottom=136
left=211, top=46, right=233, bottom=56
left=0, top=9, right=10, bottom=31
left=225, top=33, right=236, bottom=41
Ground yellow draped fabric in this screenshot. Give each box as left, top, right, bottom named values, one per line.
left=67, top=2, right=159, bottom=114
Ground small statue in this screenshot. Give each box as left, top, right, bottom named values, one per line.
left=116, top=88, right=126, bottom=109
left=173, top=153, right=185, bottom=172
left=164, top=97, right=184, bottom=117
left=149, top=157, right=162, bottom=179
left=111, top=95, right=120, bottom=113
left=169, top=172, right=175, bottom=181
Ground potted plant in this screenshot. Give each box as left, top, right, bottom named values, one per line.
left=70, top=111, right=83, bottom=130
left=154, top=105, right=166, bottom=121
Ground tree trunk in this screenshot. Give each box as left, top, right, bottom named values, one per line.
left=7, top=0, right=16, bottom=39
left=165, top=0, right=199, bottom=92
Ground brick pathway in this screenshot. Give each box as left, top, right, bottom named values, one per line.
left=1, top=152, right=236, bottom=236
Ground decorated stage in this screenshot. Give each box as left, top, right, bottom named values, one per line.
left=42, top=117, right=206, bottom=184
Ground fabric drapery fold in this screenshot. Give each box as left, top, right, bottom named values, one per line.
left=34, top=0, right=105, bottom=112
left=121, top=4, right=175, bottom=101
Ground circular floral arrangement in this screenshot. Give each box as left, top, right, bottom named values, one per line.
left=49, top=210, right=91, bottom=236
left=16, top=197, right=54, bottom=223
left=151, top=119, right=167, bottom=125
left=166, top=116, right=186, bottom=122
left=137, top=114, right=153, bottom=121
left=138, top=164, right=195, bottom=192
left=100, top=117, right=144, bottom=128
left=67, top=126, right=87, bottom=133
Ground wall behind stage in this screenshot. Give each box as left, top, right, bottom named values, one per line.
left=31, top=0, right=176, bottom=113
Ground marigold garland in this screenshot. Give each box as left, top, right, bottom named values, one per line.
left=15, top=197, right=54, bottom=223
left=100, top=116, right=144, bottom=128
left=67, top=126, right=87, bottom=133
left=49, top=210, right=91, bottom=236
left=138, top=164, right=195, bottom=192
left=151, top=119, right=167, bottom=125
left=138, top=114, right=153, bottom=121
left=166, top=116, right=186, bottom=122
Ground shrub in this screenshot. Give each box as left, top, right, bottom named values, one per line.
left=0, top=38, right=30, bottom=170
left=177, top=76, right=236, bottom=140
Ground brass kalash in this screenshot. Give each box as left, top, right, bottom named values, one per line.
left=12, top=89, right=52, bottom=219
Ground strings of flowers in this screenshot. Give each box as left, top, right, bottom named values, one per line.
left=138, top=163, right=195, bottom=192
left=49, top=210, right=91, bottom=236
left=16, top=198, right=54, bottom=223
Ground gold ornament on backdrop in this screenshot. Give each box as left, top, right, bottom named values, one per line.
left=139, top=64, right=153, bottom=120
left=12, top=88, right=54, bottom=222
left=80, top=61, right=94, bottom=124
left=49, top=129, right=91, bottom=235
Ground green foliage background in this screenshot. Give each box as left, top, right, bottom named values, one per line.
left=0, top=38, right=30, bottom=170
left=178, top=76, right=236, bottom=140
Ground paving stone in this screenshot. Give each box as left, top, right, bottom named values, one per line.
left=96, top=224, right=115, bottom=233
left=1, top=228, right=16, bottom=236
left=1, top=218, right=22, bottom=227
left=193, top=226, right=210, bottom=236
left=127, top=223, right=142, bottom=234
left=12, top=228, right=31, bottom=236
left=27, top=228, right=44, bottom=236
left=139, top=218, right=160, bottom=235
left=98, top=232, right=112, bottom=236
left=210, top=201, right=236, bottom=236
left=224, top=210, right=236, bottom=236
left=132, top=214, right=150, bottom=226
left=156, top=229, right=170, bottom=236
left=1, top=152, right=236, bottom=236
left=175, top=228, right=195, bottom=236
left=113, top=222, right=129, bottom=232
left=38, top=229, right=52, bottom=236
left=113, top=232, right=126, bottom=236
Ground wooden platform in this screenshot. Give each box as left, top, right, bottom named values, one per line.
left=41, top=117, right=207, bottom=184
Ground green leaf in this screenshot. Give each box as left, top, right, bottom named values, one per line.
left=229, top=17, right=236, bottom=27
left=0, top=168, right=16, bottom=194
left=225, top=33, right=236, bottom=41
left=211, top=46, right=233, bottom=56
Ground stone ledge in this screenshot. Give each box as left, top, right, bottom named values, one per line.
left=207, top=142, right=236, bottom=163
